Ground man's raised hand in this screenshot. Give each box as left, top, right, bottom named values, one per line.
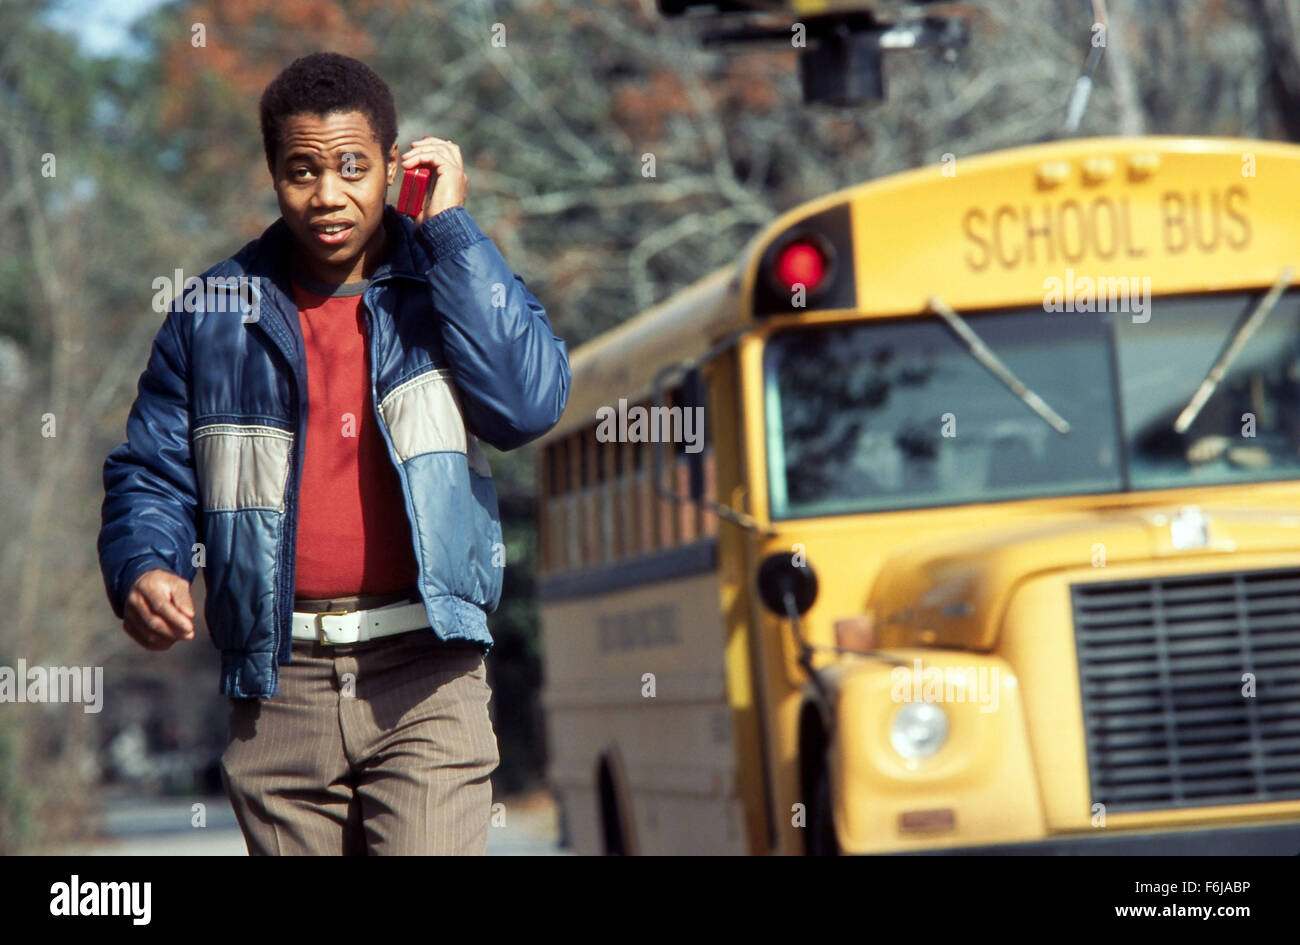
left=400, top=136, right=468, bottom=224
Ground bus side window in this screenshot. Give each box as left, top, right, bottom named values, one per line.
left=627, top=446, right=639, bottom=555
left=547, top=439, right=558, bottom=572
left=597, top=432, right=614, bottom=565
left=612, top=439, right=628, bottom=561
left=539, top=443, right=552, bottom=575
left=674, top=386, right=697, bottom=545
left=634, top=437, right=652, bottom=556
left=547, top=439, right=568, bottom=575
left=567, top=433, right=582, bottom=571
left=648, top=403, right=666, bottom=553
left=582, top=429, right=599, bottom=568
left=700, top=398, right=717, bottom=538
left=660, top=391, right=680, bottom=549
left=700, top=446, right=717, bottom=536
left=700, top=359, right=722, bottom=537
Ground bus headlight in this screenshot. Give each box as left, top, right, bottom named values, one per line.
left=890, top=703, right=949, bottom=760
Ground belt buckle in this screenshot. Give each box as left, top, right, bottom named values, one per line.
left=316, top=607, right=359, bottom=646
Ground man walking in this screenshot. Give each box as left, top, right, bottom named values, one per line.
left=97, top=52, right=570, bottom=855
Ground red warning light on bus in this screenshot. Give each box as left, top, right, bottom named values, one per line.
left=771, top=237, right=831, bottom=295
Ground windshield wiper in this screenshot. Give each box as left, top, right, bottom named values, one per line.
left=927, top=295, right=1071, bottom=435
left=1173, top=266, right=1295, bottom=434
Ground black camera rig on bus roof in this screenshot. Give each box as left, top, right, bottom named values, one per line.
left=657, top=0, right=970, bottom=105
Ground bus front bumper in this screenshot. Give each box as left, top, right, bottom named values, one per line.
left=888, top=820, right=1300, bottom=855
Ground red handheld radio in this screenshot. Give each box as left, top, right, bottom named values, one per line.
left=396, top=166, right=432, bottom=218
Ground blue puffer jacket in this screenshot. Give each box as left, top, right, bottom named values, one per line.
left=98, top=205, right=570, bottom=699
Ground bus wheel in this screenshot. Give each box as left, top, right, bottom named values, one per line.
left=806, top=763, right=840, bottom=856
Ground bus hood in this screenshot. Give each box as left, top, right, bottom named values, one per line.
left=868, top=503, right=1300, bottom=651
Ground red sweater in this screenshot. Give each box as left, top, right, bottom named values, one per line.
left=290, top=276, right=419, bottom=599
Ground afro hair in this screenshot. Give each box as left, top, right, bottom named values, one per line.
left=259, top=52, right=398, bottom=172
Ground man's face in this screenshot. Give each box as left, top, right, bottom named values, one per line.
left=271, top=109, right=400, bottom=281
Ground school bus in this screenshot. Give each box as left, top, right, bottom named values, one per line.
left=533, top=136, right=1300, bottom=854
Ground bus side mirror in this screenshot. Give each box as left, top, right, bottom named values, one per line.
left=757, top=552, right=819, bottom=618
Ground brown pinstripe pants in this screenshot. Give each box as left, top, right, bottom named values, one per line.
left=220, top=630, right=499, bottom=855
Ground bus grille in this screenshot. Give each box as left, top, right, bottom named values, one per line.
left=1070, top=569, right=1300, bottom=812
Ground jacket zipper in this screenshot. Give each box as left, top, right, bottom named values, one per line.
left=277, top=374, right=303, bottom=693
left=361, top=285, right=426, bottom=602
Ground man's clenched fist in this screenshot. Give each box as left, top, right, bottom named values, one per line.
left=124, top=569, right=196, bottom=651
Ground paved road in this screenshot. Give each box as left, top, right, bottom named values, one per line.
left=60, top=790, right=570, bottom=856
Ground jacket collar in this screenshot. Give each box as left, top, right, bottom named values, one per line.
left=227, top=205, right=427, bottom=382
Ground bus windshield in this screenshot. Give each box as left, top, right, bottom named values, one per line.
left=763, top=290, right=1300, bottom=519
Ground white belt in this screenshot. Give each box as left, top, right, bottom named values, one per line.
left=291, top=600, right=430, bottom=645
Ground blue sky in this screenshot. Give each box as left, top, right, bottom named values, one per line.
left=42, top=0, right=175, bottom=58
